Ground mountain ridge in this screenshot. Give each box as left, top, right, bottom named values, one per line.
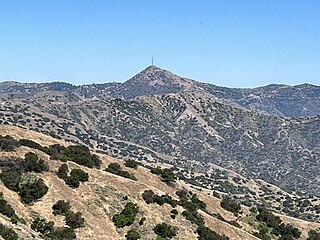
left=1, top=65, right=320, bottom=117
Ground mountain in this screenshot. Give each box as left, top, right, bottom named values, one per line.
left=1, top=91, right=320, bottom=200
left=1, top=66, right=320, bottom=117
left=1, top=125, right=320, bottom=240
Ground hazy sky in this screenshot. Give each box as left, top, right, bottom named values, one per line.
left=0, top=0, right=319, bottom=87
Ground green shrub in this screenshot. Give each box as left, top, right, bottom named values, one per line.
left=125, top=229, right=141, bottom=240
left=0, top=193, right=15, bottom=218
left=0, top=136, right=19, bottom=151
left=46, top=227, right=76, bottom=240
left=70, top=169, right=89, bottom=182
left=153, top=223, right=178, bottom=239
left=0, top=171, right=21, bottom=192
left=0, top=223, right=18, bottom=240
left=124, top=160, right=138, bottom=169
left=52, top=200, right=71, bottom=216
left=18, top=178, right=48, bottom=204
left=57, top=164, right=68, bottom=179
left=106, top=162, right=136, bottom=181
left=220, top=196, right=241, bottom=214
left=31, top=217, right=54, bottom=234
left=197, top=225, right=229, bottom=240
left=307, top=229, right=320, bottom=240
left=65, top=211, right=85, bottom=229
left=112, top=202, right=139, bottom=228
left=23, top=152, right=48, bottom=173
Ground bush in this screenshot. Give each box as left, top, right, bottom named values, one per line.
left=19, top=178, right=48, bottom=204
left=112, top=202, right=139, bottom=228
left=220, top=196, right=241, bottom=214
left=57, top=164, right=88, bottom=188
left=0, top=171, right=21, bottom=192
left=70, top=169, right=89, bottom=182
left=23, top=152, right=48, bottom=173
left=256, top=208, right=282, bottom=228
left=0, top=223, right=18, bottom=240
left=150, top=168, right=177, bottom=185
left=142, top=190, right=155, bottom=204
left=125, top=229, right=141, bottom=240
left=197, top=225, right=229, bottom=240
left=65, top=211, right=85, bottom=229
left=153, top=223, right=178, bottom=239
left=52, top=200, right=71, bottom=216
left=307, top=229, right=320, bottom=240
left=31, top=217, right=54, bottom=234
left=46, top=227, right=76, bottom=240
left=0, top=136, right=19, bottom=151
left=57, top=164, right=68, bottom=179
left=0, top=192, right=19, bottom=223
left=106, top=163, right=136, bottom=181
left=124, top=160, right=138, bottom=169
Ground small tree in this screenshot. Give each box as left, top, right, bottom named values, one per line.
left=125, top=229, right=141, bottom=240
left=153, top=223, right=178, bottom=239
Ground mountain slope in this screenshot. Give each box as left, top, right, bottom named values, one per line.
left=1, top=66, right=320, bottom=117
left=1, top=92, right=320, bottom=200
left=0, top=125, right=271, bottom=240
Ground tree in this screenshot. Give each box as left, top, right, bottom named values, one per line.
left=153, top=223, right=178, bottom=239
left=52, top=200, right=71, bottom=216
left=65, top=211, right=85, bottom=229
left=220, top=196, right=241, bottom=214
left=125, top=229, right=141, bottom=240
left=70, top=169, right=89, bottom=182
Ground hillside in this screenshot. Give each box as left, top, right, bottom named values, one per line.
left=1, top=125, right=320, bottom=240
left=1, top=66, right=320, bottom=117
left=1, top=91, right=320, bottom=199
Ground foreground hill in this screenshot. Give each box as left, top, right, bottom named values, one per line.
left=1, top=125, right=320, bottom=240
left=1, top=66, right=320, bottom=117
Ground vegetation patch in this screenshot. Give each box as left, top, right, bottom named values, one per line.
left=150, top=167, right=176, bottom=186
left=153, top=222, right=178, bottom=239
left=106, top=162, right=136, bottom=181
left=56, top=163, right=89, bottom=188
left=112, top=202, right=139, bottom=228
left=0, top=223, right=18, bottom=240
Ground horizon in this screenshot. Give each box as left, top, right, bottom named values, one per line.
left=0, top=64, right=318, bottom=89
left=1, top=1, right=320, bottom=87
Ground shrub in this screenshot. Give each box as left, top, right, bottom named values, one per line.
left=153, top=223, right=178, bottom=239
left=31, top=217, right=54, bottom=234
left=220, top=196, right=241, bottom=214
left=142, top=190, right=155, bottom=204
left=125, top=229, right=141, bottom=240
left=0, top=194, right=22, bottom=224
left=197, top=225, right=229, bottom=240
left=150, top=168, right=177, bottom=185
left=0, top=136, right=19, bottom=151
left=138, top=217, right=146, bottom=226
left=23, top=152, right=48, bottom=173
left=57, top=164, right=68, bottom=179
left=170, top=209, right=178, bottom=219
left=0, top=171, right=21, bottom=192
left=112, top=202, right=139, bottom=228
left=65, top=211, right=85, bottom=229
left=256, top=208, right=282, bottom=228
left=46, top=227, right=76, bottom=240
left=18, top=178, right=48, bottom=204
left=106, top=163, right=136, bottom=181
left=0, top=223, right=18, bottom=240
left=308, top=229, right=320, bottom=240
left=70, top=169, right=89, bottom=182
left=64, top=176, right=80, bottom=188
left=124, top=160, right=138, bottom=169
left=52, top=200, right=71, bottom=216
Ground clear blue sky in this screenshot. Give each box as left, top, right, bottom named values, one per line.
left=0, top=0, right=319, bottom=87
